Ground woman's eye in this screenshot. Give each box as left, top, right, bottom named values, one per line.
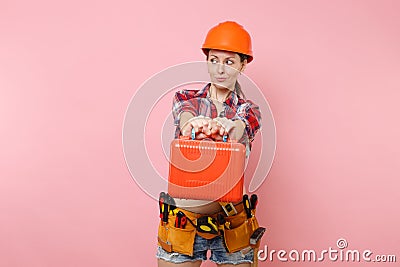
left=226, top=60, right=234, bottom=65
left=210, top=58, right=218, bottom=64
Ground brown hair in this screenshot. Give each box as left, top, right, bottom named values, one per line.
left=235, top=53, right=247, bottom=99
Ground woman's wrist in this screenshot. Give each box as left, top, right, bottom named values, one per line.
left=213, top=117, right=245, bottom=140
left=179, top=112, right=195, bottom=130
left=232, top=119, right=246, bottom=140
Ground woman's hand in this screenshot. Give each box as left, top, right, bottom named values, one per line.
left=181, top=116, right=212, bottom=139
left=181, top=115, right=245, bottom=141
left=207, top=120, right=227, bottom=141
left=181, top=116, right=225, bottom=140
left=213, top=117, right=246, bottom=141
left=213, top=117, right=234, bottom=134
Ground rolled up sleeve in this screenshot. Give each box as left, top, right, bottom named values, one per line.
left=234, top=100, right=262, bottom=149
left=172, top=91, right=198, bottom=126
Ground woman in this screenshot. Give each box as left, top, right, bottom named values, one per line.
left=157, top=21, right=262, bottom=267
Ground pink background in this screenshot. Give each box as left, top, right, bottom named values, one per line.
left=1, top=0, right=399, bottom=266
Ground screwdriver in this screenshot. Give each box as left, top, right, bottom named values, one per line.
left=159, top=192, right=167, bottom=221
left=166, top=193, right=176, bottom=215
left=250, top=194, right=258, bottom=210
left=159, top=192, right=169, bottom=223
left=243, top=194, right=252, bottom=219
left=175, top=211, right=187, bottom=228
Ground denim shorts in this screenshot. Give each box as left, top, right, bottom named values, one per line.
left=156, top=234, right=254, bottom=264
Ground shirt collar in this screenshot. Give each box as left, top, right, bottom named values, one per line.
left=196, top=83, right=239, bottom=106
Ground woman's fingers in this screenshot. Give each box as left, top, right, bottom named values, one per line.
left=181, top=116, right=235, bottom=140
left=181, top=121, right=194, bottom=136
left=211, top=132, right=224, bottom=141
left=195, top=132, right=209, bottom=140
left=209, top=118, right=226, bottom=136
left=207, top=120, right=219, bottom=134
left=213, top=117, right=234, bottom=135
left=181, top=116, right=212, bottom=136
left=181, top=127, right=191, bottom=136
left=194, top=118, right=211, bottom=134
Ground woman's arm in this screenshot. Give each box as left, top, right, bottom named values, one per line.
left=235, top=100, right=262, bottom=143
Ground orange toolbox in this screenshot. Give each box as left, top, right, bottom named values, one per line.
left=168, top=137, right=246, bottom=202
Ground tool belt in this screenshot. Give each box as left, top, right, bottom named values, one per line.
left=157, top=193, right=264, bottom=257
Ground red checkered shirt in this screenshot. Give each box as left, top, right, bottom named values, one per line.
left=172, top=83, right=261, bottom=152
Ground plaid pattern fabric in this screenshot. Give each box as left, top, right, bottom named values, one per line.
left=172, top=83, right=261, bottom=152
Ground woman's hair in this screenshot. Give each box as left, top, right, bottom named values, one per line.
left=238, top=53, right=248, bottom=62
left=235, top=53, right=247, bottom=99
left=205, top=50, right=248, bottom=99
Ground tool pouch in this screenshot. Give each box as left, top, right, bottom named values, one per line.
left=157, top=220, right=197, bottom=256
left=223, top=214, right=260, bottom=253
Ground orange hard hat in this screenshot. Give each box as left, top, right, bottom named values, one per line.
left=202, top=21, right=253, bottom=63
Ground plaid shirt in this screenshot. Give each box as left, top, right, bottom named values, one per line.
left=172, top=83, right=261, bottom=152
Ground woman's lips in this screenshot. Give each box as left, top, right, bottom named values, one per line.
left=216, top=77, right=227, bottom=82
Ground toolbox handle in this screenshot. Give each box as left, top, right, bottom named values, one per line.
left=191, top=128, right=229, bottom=142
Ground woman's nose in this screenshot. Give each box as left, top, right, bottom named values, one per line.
left=217, top=63, right=225, bottom=74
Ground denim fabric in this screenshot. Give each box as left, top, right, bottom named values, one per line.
left=156, top=234, right=254, bottom=264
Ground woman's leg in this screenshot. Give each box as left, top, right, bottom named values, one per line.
left=209, top=235, right=255, bottom=267
left=216, top=264, right=250, bottom=267
left=158, top=259, right=202, bottom=267
left=156, top=234, right=208, bottom=266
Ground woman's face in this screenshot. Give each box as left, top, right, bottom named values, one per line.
left=207, top=49, right=246, bottom=91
